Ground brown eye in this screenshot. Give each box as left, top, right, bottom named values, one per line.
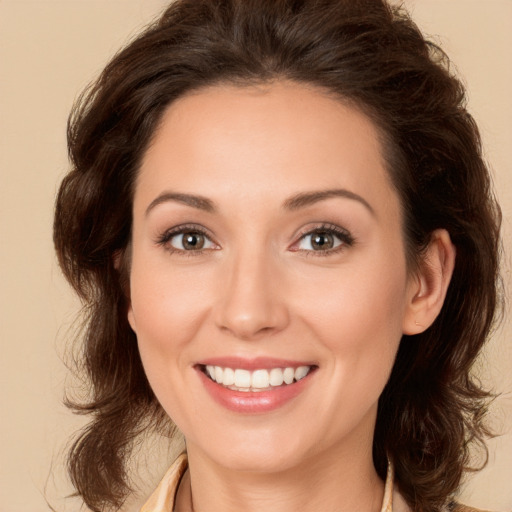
left=310, top=232, right=334, bottom=250
left=181, top=232, right=205, bottom=250
left=299, top=231, right=339, bottom=251
left=294, top=225, right=353, bottom=254
left=168, top=231, right=215, bottom=251
left=158, top=224, right=218, bottom=254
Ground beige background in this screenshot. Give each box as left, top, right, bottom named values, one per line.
left=1, top=1, right=511, bottom=511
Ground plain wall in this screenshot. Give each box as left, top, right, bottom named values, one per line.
left=0, top=1, right=510, bottom=511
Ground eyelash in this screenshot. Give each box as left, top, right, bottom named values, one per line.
left=156, top=224, right=217, bottom=257
left=155, top=223, right=354, bottom=257
left=292, top=223, right=355, bottom=257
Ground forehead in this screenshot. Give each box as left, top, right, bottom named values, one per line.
left=136, top=81, right=397, bottom=218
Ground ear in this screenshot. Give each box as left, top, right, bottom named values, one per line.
left=113, top=249, right=123, bottom=270
left=113, top=248, right=137, bottom=333
left=402, top=229, right=456, bottom=335
left=127, top=304, right=137, bottom=333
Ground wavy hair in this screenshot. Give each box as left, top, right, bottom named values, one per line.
left=53, top=0, right=502, bottom=510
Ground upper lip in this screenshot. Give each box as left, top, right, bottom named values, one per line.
left=195, top=356, right=317, bottom=370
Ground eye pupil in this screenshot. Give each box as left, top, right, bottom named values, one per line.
left=183, top=232, right=205, bottom=250
left=311, top=232, right=334, bottom=250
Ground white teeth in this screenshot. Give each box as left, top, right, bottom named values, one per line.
left=294, top=366, right=309, bottom=381
left=234, top=369, right=251, bottom=388
left=283, top=367, right=294, bottom=384
left=251, top=369, right=269, bottom=389
left=223, top=367, right=235, bottom=386
left=204, top=365, right=312, bottom=390
left=269, top=368, right=284, bottom=386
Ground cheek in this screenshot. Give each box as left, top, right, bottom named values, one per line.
left=297, top=257, right=407, bottom=338
left=128, top=262, right=217, bottom=425
left=128, top=259, right=214, bottom=368
left=294, top=257, right=408, bottom=386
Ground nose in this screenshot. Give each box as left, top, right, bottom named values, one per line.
left=214, top=248, right=290, bottom=340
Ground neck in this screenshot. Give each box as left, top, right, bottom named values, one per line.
left=178, top=442, right=385, bottom=512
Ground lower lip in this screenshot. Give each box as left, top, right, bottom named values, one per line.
left=197, top=369, right=312, bottom=413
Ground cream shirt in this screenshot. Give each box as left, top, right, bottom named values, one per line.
left=140, top=453, right=412, bottom=512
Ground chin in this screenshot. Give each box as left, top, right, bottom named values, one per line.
left=216, top=447, right=306, bottom=474
left=187, top=426, right=311, bottom=474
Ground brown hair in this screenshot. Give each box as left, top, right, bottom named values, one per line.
left=54, top=0, right=502, bottom=510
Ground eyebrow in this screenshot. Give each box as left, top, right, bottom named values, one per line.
left=145, top=192, right=216, bottom=216
left=283, top=188, right=375, bottom=215
left=145, top=188, right=374, bottom=216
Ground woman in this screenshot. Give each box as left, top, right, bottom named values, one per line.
left=53, top=0, right=502, bottom=511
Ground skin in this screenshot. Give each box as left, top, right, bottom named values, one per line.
left=127, top=81, right=455, bottom=512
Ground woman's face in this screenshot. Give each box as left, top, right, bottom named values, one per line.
left=128, top=82, right=419, bottom=472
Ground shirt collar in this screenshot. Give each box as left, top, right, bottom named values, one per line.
left=141, top=453, right=395, bottom=512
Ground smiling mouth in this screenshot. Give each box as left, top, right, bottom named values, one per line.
left=200, top=365, right=315, bottom=392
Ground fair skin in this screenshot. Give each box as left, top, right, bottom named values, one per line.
left=127, top=81, right=455, bottom=512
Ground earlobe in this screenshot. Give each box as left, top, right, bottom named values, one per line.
left=112, top=246, right=136, bottom=332
left=113, top=249, right=123, bottom=270
left=402, top=229, right=456, bottom=335
left=127, top=306, right=137, bottom=333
